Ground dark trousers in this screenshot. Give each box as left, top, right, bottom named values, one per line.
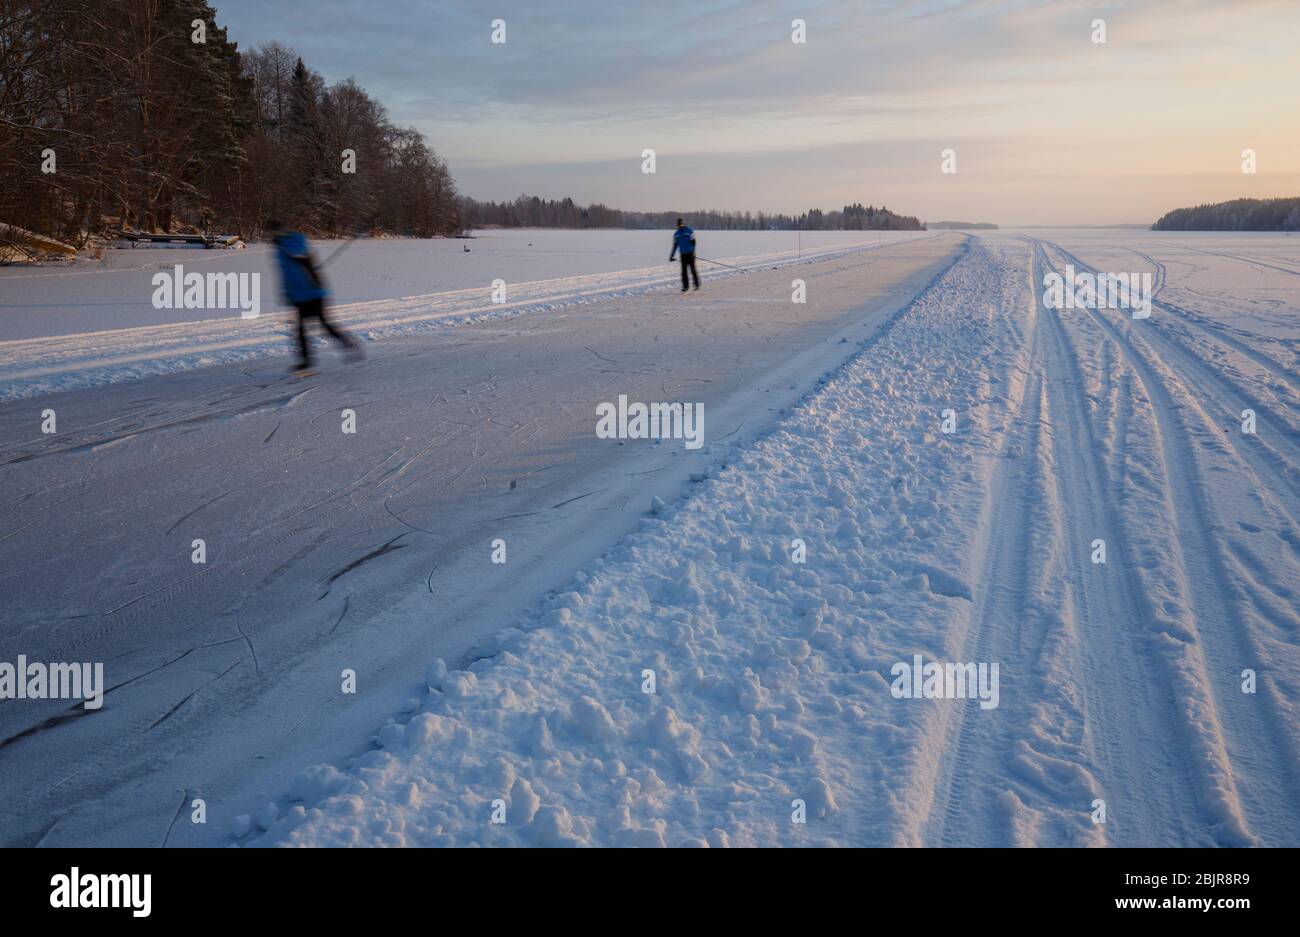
left=294, top=297, right=354, bottom=366
left=679, top=253, right=699, bottom=289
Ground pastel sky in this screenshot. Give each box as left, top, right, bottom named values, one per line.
left=212, top=0, right=1300, bottom=225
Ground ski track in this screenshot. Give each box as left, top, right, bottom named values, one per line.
left=927, top=239, right=1211, bottom=847
left=1034, top=238, right=1300, bottom=845
left=1127, top=248, right=1300, bottom=397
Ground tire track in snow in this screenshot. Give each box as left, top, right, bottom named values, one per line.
left=924, top=356, right=1049, bottom=845
left=1178, top=244, right=1300, bottom=279
left=919, top=241, right=1103, bottom=846
left=1030, top=243, right=1206, bottom=846
left=1059, top=238, right=1299, bottom=475
left=1055, top=244, right=1300, bottom=560
left=928, top=240, right=1203, bottom=846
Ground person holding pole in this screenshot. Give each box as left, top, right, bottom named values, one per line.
left=267, top=220, right=363, bottom=373
left=669, top=218, right=700, bottom=292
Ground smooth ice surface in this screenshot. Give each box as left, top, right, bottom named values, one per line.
left=0, top=229, right=912, bottom=340
left=0, top=230, right=927, bottom=401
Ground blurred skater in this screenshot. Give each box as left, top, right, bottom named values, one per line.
left=268, top=220, right=362, bottom=372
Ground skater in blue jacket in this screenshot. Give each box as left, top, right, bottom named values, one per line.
left=670, top=218, right=700, bottom=291
left=268, top=220, right=361, bottom=372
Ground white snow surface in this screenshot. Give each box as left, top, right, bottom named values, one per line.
left=249, top=231, right=1300, bottom=847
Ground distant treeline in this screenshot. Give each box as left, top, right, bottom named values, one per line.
left=459, top=195, right=925, bottom=231
left=1153, top=198, right=1300, bottom=231
left=0, top=1, right=461, bottom=247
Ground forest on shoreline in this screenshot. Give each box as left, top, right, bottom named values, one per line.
left=1, top=1, right=925, bottom=251
left=1153, top=198, right=1300, bottom=231
left=459, top=195, right=925, bottom=231
left=0, top=0, right=461, bottom=247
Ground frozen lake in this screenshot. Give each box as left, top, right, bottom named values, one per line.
left=0, top=228, right=922, bottom=341
left=1, top=225, right=1297, bottom=846
left=0, top=231, right=961, bottom=846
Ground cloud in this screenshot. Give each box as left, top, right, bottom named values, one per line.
left=212, top=0, right=1300, bottom=223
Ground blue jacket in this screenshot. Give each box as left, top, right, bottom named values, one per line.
left=274, top=231, right=328, bottom=303
left=672, top=226, right=696, bottom=257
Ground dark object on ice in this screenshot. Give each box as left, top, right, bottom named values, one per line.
left=114, top=228, right=240, bottom=249
left=268, top=221, right=361, bottom=370
left=670, top=218, right=700, bottom=291
left=0, top=221, right=76, bottom=258
left=464, top=245, right=471, bottom=252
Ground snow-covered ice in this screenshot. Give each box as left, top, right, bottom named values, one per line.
left=0, top=232, right=957, bottom=846
left=2, top=228, right=1296, bottom=848
left=243, top=231, right=1300, bottom=847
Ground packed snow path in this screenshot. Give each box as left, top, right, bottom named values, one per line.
left=0, top=234, right=957, bottom=846
left=243, top=233, right=1298, bottom=848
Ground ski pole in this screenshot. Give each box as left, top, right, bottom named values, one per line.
left=319, top=236, right=358, bottom=271
left=695, top=256, right=747, bottom=272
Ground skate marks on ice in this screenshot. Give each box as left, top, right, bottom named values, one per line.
left=0, top=233, right=937, bottom=402
left=0, top=236, right=961, bottom=846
